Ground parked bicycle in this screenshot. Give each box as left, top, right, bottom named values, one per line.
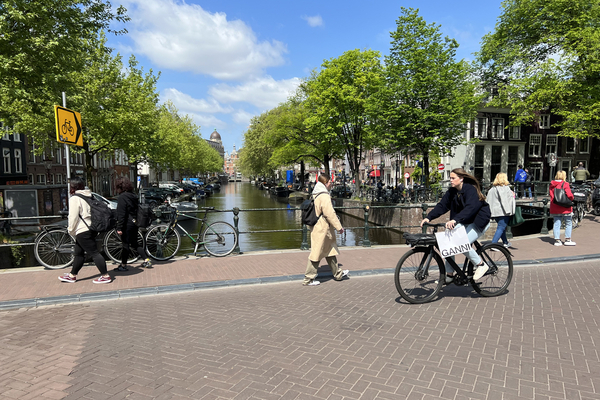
left=571, top=183, right=591, bottom=228
left=145, top=204, right=238, bottom=261
left=34, top=226, right=143, bottom=269
left=395, top=222, right=513, bottom=304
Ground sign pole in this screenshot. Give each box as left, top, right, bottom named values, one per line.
left=62, top=92, right=71, bottom=196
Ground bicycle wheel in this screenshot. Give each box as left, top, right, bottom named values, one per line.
left=572, top=206, right=581, bottom=228
left=471, top=243, right=513, bottom=297
left=394, top=248, right=444, bottom=304
left=34, top=230, right=75, bottom=269
left=103, top=229, right=143, bottom=263
left=202, top=221, right=238, bottom=257
left=145, top=224, right=181, bottom=261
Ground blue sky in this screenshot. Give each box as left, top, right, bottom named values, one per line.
left=106, top=0, right=504, bottom=156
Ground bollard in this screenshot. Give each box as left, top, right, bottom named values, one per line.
left=301, top=224, right=309, bottom=250
left=533, top=183, right=538, bottom=202
left=232, top=207, right=242, bottom=254
left=540, top=198, right=549, bottom=234
left=421, top=203, right=428, bottom=233
left=363, top=204, right=371, bottom=247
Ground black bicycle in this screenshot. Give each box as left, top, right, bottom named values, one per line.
left=395, top=222, right=513, bottom=304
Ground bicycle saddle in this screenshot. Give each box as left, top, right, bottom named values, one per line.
left=403, top=233, right=437, bottom=246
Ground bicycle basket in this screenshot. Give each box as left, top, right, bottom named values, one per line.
left=403, top=233, right=437, bottom=246
left=154, top=207, right=175, bottom=222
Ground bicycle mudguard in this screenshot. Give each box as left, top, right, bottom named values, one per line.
left=403, top=233, right=437, bottom=246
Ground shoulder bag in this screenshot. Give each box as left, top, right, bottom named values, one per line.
left=509, top=206, right=524, bottom=227
left=553, top=182, right=573, bottom=208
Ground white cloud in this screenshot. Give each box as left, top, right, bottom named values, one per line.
left=232, top=110, right=254, bottom=125
left=162, top=88, right=233, bottom=114
left=302, top=15, right=323, bottom=27
left=209, top=76, right=302, bottom=109
left=121, top=0, right=287, bottom=80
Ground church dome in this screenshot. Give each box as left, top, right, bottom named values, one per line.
left=209, top=129, right=222, bottom=143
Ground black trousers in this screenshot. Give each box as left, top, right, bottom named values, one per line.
left=71, top=230, right=107, bottom=276
left=120, top=225, right=147, bottom=265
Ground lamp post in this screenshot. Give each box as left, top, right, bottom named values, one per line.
left=341, top=161, right=346, bottom=197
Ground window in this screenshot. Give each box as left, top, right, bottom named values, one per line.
left=580, top=138, right=590, bottom=154
left=3, top=148, right=11, bottom=173
left=36, top=174, right=46, bottom=184
left=475, top=118, right=487, bottom=138
left=540, top=114, right=551, bottom=129
left=566, top=137, right=576, bottom=153
left=509, top=125, right=521, bottom=140
left=529, top=134, right=542, bottom=157
left=474, top=145, right=485, bottom=183
left=546, top=135, right=557, bottom=155
left=507, top=146, right=519, bottom=179
left=28, top=174, right=33, bottom=184
left=14, top=149, right=22, bottom=173
left=490, top=146, right=502, bottom=182
left=529, top=163, right=543, bottom=181
left=29, top=142, right=36, bottom=163
left=491, top=118, right=504, bottom=139
left=560, top=160, right=571, bottom=174
left=56, top=174, right=62, bottom=184
left=56, top=147, right=62, bottom=164
left=1, top=131, right=8, bottom=141
left=13, top=133, right=21, bottom=142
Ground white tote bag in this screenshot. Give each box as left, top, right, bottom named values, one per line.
left=434, top=226, right=471, bottom=258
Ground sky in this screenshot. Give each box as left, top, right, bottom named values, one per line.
left=105, top=0, right=505, bottom=156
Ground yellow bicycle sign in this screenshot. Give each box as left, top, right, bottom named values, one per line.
left=54, top=105, right=83, bottom=147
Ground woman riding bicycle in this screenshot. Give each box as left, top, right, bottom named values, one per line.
left=420, top=168, right=491, bottom=282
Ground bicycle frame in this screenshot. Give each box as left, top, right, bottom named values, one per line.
left=160, top=206, right=213, bottom=256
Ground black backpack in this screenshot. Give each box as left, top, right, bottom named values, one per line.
left=301, top=193, right=324, bottom=226
left=75, top=194, right=116, bottom=232
left=134, top=203, right=155, bottom=228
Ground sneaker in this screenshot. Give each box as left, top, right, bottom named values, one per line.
left=564, top=240, right=576, bottom=246
left=141, top=259, right=153, bottom=268
left=336, top=269, right=350, bottom=281
left=503, top=242, right=512, bottom=248
left=58, top=273, right=76, bottom=283
left=445, top=274, right=455, bottom=284
left=303, top=280, right=320, bottom=286
left=473, top=263, right=489, bottom=281
left=554, top=241, right=563, bottom=246
left=114, top=265, right=128, bottom=272
left=92, top=276, right=112, bottom=284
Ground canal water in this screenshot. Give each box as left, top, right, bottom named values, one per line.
left=174, top=182, right=403, bottom=256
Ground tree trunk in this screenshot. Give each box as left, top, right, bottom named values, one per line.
left=423, top=153, right=430, bottom=187
left=300, top=161, right=305, bottom=188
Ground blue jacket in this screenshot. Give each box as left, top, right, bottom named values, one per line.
left=427, top=183, right=491, bottom=232
left=514, top=169, right=527, bottom=183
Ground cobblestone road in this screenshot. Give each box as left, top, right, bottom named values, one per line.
left=1, top=261, right=599, bottom=400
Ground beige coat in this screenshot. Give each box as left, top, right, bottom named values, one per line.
left=67, top=189, right=93, bottom=237
left=308, top=189, right=342, bottom=262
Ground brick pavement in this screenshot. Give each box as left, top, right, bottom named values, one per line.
left=1, top=260, right=600, bottom=400
left=0, top=213, right=599, bottom=309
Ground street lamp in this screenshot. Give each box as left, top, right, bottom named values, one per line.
left=341, top=161, right=346, bottom=197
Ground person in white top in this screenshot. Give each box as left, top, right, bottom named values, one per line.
left=486, top=173, right=516, bottom=248
left=58, top=177, right=112, bottom=284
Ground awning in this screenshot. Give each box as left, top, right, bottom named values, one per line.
left=369, top=170, right=381, bottom=177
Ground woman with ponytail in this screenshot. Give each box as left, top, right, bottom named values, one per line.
left=420, top=168, right=492, bottom=282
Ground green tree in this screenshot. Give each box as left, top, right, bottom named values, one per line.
left=303, top=49, right=383, bottom=189
left=478, top=0, right=600, bottom=137
left=238, top=114, right=277, bottom=178
left=0, top=0, right=129, bottom=139
left=378, top=8, right=480, bottom=186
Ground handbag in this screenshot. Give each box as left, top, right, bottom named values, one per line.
left=434, top=226, right=471, bottom=258
left=509, top=206, right=524, bottom=227
left=553, top=181, right=573, bottom=208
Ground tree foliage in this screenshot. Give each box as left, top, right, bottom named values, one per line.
left=0, top=0, right=129, bottom=136
left=303, top=49, right=383, bottom=186
left=238, top=113, right=278, bottom=178
left=378, top=8, right=480, bottom=185
left=478, top=0, right=600, bottom=137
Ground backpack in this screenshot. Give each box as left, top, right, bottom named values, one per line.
left=301, top=193, right=324, bottom=226
left=75, top=194, right=116, bottom=232
left=134, top=203, right=155, bottom=228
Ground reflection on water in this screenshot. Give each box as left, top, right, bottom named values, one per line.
left=174, top=182, right=402, bottom=255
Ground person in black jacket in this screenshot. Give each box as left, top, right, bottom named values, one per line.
left=114, top=177, right=151, bottom=271
left=420, top=168, right=492, bottom=282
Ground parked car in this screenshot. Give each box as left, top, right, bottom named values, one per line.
left=159, top=183, right=184, bottom=197
left=92, top=192, right=118, bottom=209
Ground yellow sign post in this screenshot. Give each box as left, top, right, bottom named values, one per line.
left=54, top=105, right=83, bottom=147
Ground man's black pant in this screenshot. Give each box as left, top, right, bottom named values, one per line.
left=120, top=225, right=147, bottom=264
left=70, top=230, right=107, bottom=276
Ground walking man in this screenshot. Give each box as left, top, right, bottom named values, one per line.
left=572, top=162, right=590, bottom=185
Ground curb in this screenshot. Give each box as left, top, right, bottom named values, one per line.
left=2, top=254, right=600, bottom=311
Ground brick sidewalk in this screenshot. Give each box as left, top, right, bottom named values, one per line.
left=0, top=213, right=598, bottom=309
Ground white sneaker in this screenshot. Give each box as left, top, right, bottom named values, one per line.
left=503, top=242, right=512, bottom=248
left=304, top=280, right=320, bottom=286
left=473, top=263, right=489, bottom=281
left=564, top=241, right=576, bottom=246
left=341, top=269, right=349, bottom=278
left=554, top=241, right=563, bottom=246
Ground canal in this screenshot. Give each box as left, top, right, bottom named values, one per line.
left=174, top=182, right=403, bottom=256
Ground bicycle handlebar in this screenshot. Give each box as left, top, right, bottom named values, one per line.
left=422, top=222, right=446, bottom=228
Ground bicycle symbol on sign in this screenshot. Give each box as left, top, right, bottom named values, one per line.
left=61, top=119, right=74, bottom=137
